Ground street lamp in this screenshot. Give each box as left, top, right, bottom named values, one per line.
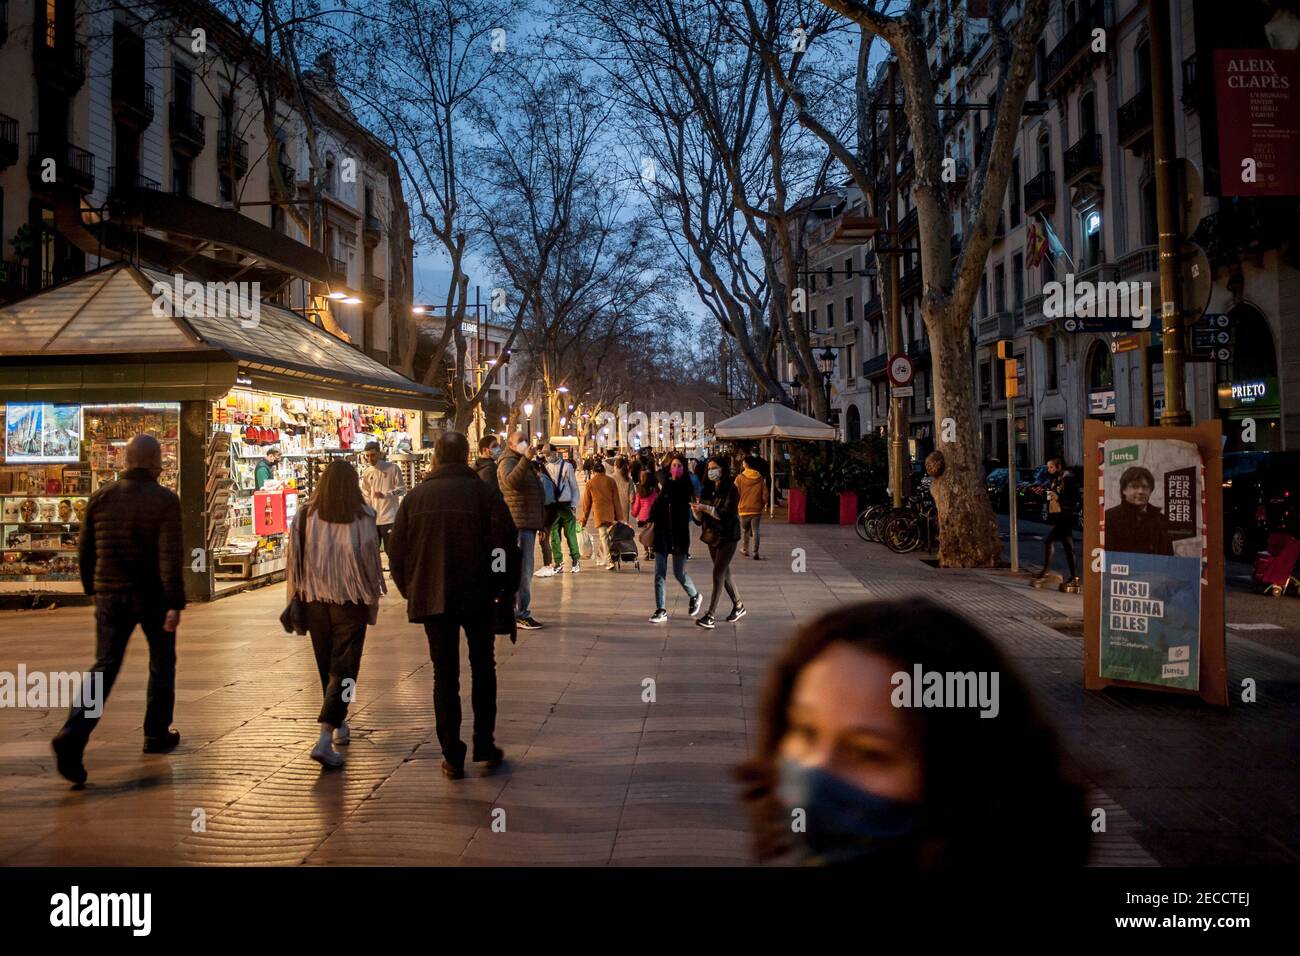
left=817, top=346, right=840, bottom=426
left=523, top=401, right=533, bottom=441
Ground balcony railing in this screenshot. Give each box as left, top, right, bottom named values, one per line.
left=0, top=113, right=17, bottom=170
left=1193, top=198, right=1287, bottom=268
left=217, top=128, right=249, bottom=178
left=1118, top=88, right=1152, bottom=148
left=169, top=103, right=205, bottom=153
left=108, top=166, right=161, bottom=196
left=864, top=294, right=882, bottom=319
left=900, top=263, right=922, bottom=297
left=1023, top=169, right=1056, bottom=215
left=1064, top=133, right=1103, bottom=184
left=27, top=134, right=94, bottom=193
left=899, top=206, right=918, bottom=235
left=33, top=38, right=86, bottom=93
left=977, top=310, right=1013, bottom=343
left=365, top=273, right=386, bottom=301
left=1117, top=245, right=1158, bottom=282
left=111, top=78, right=155, bottom=128
left=1045, top=0, right=1113, bottom=92
left=328, top=256, right=347, bottom=279
left=363, top=213, right=382, bottom=245
left=862, top=354, right=889, bottom=377
left=0, top=259, right=30, bottom=300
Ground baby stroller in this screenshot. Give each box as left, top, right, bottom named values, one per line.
left=1252, top=533, right=1300, bottom=597
left=609, top=521, right=641, bottom=571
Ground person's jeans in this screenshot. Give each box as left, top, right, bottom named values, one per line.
left=304, top=600, right=369, bottom=727
left=654, top=551, right=699, bottom=610
left=376, top=523, right=393, bottom=554
left=741, top=515, right=762, bottom=555
left=423, top=610, right=497, bottom=765
left=60, top=593, right=175, bottom=744
left=705, top=541, right=740, bottom=615
left=551, top=505, right=581, bottom=565
left=516, top=530, right=536, bottom=617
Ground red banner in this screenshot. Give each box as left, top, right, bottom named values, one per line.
left=1214, top=49, right=1300, bottom=196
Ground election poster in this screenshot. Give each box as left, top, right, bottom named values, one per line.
left=1097, top=438, right=1205, bottom=691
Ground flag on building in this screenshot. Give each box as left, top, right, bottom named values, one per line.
left=1025, top=219, right=1048, bottom=268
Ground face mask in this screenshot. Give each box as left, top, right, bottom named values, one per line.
left=776, top=758, right=923, bottom=866
left=490, top=446, right=501, bottom=459
left=670, top=465, right=684, bottom=479
left=707, top=468, right=721, bottom=481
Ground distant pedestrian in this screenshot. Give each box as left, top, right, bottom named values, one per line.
left=52, top=434, right=185, bottom=785
left=610, top=457, right=635, bottom=520
left=285, top=459, right=385, bottom=769
left=360, top=440, right=406, bottom=558
left=632, top=472, right=659, bottom=560
left=544, top=443, right=582, bottom=573
left=691, top=457, right=745, bottom=629
left=389, top=431, right=519, bottom=779
left=496, top=430, right=546, bottom=629
left=581, top=461, right=627, bottom=570
left=1034, top=458, right=1080, bottom=589
left=737, top=599, right=1087, bottom=866
left=254, top=446, right=282, bottom=489
left=474, top=434, right=502, bottom=490
left=736, top=455, right=770, bottom=560
left=535, top=453, right=559, bottom=577
left=648, top=455, right=702, bottom=623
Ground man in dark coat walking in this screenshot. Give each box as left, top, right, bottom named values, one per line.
left=389, top=430, right=519, bottom=779
left=496, top=430, right=546, bottom=629
left=52, top=434, right=186, bottom=785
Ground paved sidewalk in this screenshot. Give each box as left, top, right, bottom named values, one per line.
left=1, top=519, right=1295, bottom=865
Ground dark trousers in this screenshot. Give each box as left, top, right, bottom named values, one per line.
left=376, top=523, right=394, bottom=555
left=423, top=609, right=497, bottom=764
left=305, top=600, right=369, bottom=727
left=1043, top=514, right=1078, bottom=578
left=61, top=593, right=175, bottom=744
left=706, top=540, right=740, bottom=615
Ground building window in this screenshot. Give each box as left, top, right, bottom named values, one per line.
left=845, top=296, right=853, bottom=328
left=1080, top=207, right=1102, bottom=269
left=980, top=360, right=992, bottom=405
left=994, top=263, right=1006, bottom=312
left=1012, top=253, right=1024, bottom=311
left=980, top=276, right=989, bottom=317
left=843, top=256, right=853, bottom=280
left=825, top=266, right=833, bottom=288
left=1046, top=336, right=1059, bottom=391
left=826, top=302, right=835, bottom=328
left=171, top=153, right=190, bottom=197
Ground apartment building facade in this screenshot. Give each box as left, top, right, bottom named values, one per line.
left=0, top=0, right=414, bottom=366
left=781, top=0, right=1298, bottom=467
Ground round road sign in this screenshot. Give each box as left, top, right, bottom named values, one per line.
left=888, top=353, right=915, bottom=386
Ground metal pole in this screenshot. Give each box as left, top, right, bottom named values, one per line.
left=1148, top=0, right=1191, bottom=426
left=1007, top=391, right=1018, bottom=572
left=887, top=62, right=908, bottom=509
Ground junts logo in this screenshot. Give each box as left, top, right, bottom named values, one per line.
left=1043, top=274, right=1152, bottom=329
left=0, top=666, right=103, bottom=717
left=593, top=402, right=707, bottom=449
left=150, top=274, right=262, bottom=329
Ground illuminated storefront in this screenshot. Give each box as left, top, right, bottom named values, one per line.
left=0, top=263, right=444, bottom=602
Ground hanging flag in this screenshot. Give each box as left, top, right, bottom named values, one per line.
left=1038, top=212, right=1073, bottom=272
left=1025, top=219, right=1046, bottom=268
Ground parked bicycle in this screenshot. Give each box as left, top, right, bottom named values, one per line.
left=856, top=490, right=935, bottom=549
left=880, top=490, right=939, bottom=554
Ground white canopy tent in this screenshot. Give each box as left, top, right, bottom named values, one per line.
left=712, top=402, right=837, bottom=516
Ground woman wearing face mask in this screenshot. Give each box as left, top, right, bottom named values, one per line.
left=647, top=455, right=702, bottom=624
left=737, top=600, right=1086, bottom=866
left=690, top=457, right=744, bottom=629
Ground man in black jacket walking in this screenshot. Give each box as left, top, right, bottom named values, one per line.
left=52, top=434, right=186, bottom=785
left=389, top=431, right=519, bottom=779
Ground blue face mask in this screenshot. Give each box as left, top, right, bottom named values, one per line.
left=776, top=758, right=924, bottom=866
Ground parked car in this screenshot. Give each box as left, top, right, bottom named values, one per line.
left=1222, top=451, right=1300, bottom=561
left=985, top=468, right=1010, bottom=512
left=1016, top=465, right=1051, bottom=518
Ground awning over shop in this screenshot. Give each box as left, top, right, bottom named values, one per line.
left=0, top=262, right=445, bottom=412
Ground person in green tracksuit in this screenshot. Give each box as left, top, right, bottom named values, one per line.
left=544, top=445, right=582, bottom=573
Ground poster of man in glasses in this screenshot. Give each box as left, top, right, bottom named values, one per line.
left=1098, top=439, right=1205, bottom=691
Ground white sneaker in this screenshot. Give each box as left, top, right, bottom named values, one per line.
left=333, top=723, right=350, bottom=746
left=533, top=566, right=557, bottom=578
left=311, top=743, right=345, bottom=768
left=571, top=562, right=582, bottom=573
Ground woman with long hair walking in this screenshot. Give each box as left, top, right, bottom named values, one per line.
left=285, top=459, right=385, bottom=769
left=647, top=454, right=701, bottom=623
left=691, top=457, right=745, bottom=629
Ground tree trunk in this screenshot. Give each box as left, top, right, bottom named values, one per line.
left=925, top=303, right=1001, bottom=567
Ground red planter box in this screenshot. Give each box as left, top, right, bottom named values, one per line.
left=788, top=488, right=807, bottom=524
left=838, top=491, right=858, bottom=525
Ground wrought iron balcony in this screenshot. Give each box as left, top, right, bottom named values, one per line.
left=0, top=113, right=17, bottom=170
left=27, top=134, right=94, bottom=194
left=217, top=128, right=249, bottom=179
left=169, top=104, right=205, bottom=155
left=898, top=150, right=915, bottom=182
left=1023, top=169, right=1056, bottom=216
left=270, top=162, right=296, bottom=200
left=899, top=206, right=918, bottom=236
left=1118, top=88, right=1152, bottom=149
left=34, top=37, right=86, bottom=94
left=1064, top=133, right=1103, bottom=185
left=363, top=213, right=382, bottom=246
left=329, top=256, right=347, bottom=280
left=1044, top=0, right=1113, bottom=94
left=862, top=353, right=889, bottom=378
left=1193, top=198, right=1291, bottom=268
left=112, top=77, right=154, bottom=129
left=108, top=166, right=161, bottom=197
left=977, top=310, right=1013, bottom=344
left=365, top=273, right=386, bottom=301
left=864, top=294, right=882, bottom=320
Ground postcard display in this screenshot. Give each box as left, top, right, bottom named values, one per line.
left=1, top=403, right=180, bottom=591
left=208, top=389, right=414, bottom=581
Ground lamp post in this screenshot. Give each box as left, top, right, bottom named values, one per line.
left=523, top=401, right=533, bottom=444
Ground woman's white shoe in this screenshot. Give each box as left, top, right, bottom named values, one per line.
left=311, top=744, right=345, bottom=768
left=333, top=723, right=350, bottom=746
